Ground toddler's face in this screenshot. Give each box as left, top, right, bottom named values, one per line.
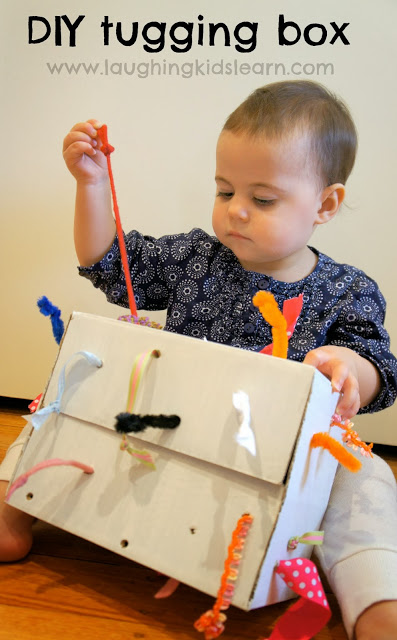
left=212, top=130, right=327, bottom=278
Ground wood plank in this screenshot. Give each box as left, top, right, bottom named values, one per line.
left=0, top=603, right=195, bottom=640
left=0, top=424, right=26, bottom=462
left=0, top=554, right=345, bottom=640
left=0, top=414, right=27, bottom=428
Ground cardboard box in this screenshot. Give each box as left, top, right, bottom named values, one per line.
left=8, top=312, right=340, bottom=610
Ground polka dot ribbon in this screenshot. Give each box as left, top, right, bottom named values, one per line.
left=28, top=393, right=43, bottom=413
left=263, top=558, right=331, bottom=640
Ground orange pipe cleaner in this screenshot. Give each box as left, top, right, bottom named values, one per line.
left=194, top=514, right=253, bottom=639
left=97, top=125, right=138, bottom=318
left=253, top=291, right=288, bottom=358
left=310, top=432, right=361, bottom=472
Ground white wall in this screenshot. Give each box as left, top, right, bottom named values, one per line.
left=1, top=0, right=396, bottom=443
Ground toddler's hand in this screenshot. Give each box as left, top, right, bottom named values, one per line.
left=63, top=119, right=108, bottom=184
left=303, top=346, right=360, bottom=419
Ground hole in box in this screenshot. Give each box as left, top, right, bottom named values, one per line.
left=26, top=493, right=34, bottom=501
left=120, top=539, right=129, bottom=548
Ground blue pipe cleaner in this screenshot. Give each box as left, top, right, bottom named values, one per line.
left=37, top=296, right=65, bottom=345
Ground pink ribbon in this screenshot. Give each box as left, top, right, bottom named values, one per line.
left=6, top=458, right=94, bottom=501
left=154, top=577, right=180, bottom=599
left=263, top=558, right=331, bottom=640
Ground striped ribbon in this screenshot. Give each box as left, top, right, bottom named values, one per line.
left=122, top=349, right=160, bottom=468
left=126, top=349, right=160, bottom=413
left=287, top=531, right=324, bottom=551
left=120, top=436, right=156, bottom=470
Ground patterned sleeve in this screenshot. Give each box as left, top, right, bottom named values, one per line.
left=78, top=228, right=212, bottom=311
left=324, top=273, right=397, bottom=414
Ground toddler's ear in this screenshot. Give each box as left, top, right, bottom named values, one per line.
left=316, top=183, right=345, bottom=225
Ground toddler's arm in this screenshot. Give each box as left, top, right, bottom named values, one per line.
left=63, top=120, right=116, bottom=266
left=303, top=345, right=381, bottom=419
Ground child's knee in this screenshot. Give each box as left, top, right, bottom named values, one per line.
left=355, top=600, right=397, bottom=640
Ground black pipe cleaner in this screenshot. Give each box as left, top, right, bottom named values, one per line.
left=115, top=413, right=181, bottom=434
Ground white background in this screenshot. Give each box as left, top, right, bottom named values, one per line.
left=1, top=0, right=396, bottom=443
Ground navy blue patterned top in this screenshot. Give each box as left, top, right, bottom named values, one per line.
left=79, top=228, right=397, bottom=414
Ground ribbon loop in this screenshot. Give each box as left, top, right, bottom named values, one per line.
left=31, top=400, right=61, bottom=431
left=6, top=458, right=94, bottom=501
left=126, top=349, right=160, bottom=413
left=287, top=531, right=324, bottom=551
left=31, top=350, right=102, bottom=430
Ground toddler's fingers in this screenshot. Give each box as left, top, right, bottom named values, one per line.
left=63, top=130, right=97, bottom=154
left=303, top=348, right=335, bottom=372
left=329, top=361, right=350, bottom=395
left=70, top=119, right=103, bottom=131
left=336, top=376, right=360, bottom=419
left=304, top=350, right=349, bottom=391
left=63, top=141, right=97, bottom=165
left=69, top=120, right=103, bottom=140
left=85, top=118, right=103, bottom=129
left=336, top=396, right=360, bottom=420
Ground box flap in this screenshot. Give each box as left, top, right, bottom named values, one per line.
left=42, top=312, right=318, bottom=485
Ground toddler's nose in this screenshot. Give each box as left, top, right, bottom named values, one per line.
left=228, top=198, right=249, bottom=221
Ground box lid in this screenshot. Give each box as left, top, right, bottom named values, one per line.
left=42, top=312, right=322, bottom=486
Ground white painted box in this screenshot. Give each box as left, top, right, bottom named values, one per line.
left=8, top=311, right=339, bottom=610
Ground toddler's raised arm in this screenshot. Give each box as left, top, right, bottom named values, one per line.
left=63, top=120, right=116, bottom=267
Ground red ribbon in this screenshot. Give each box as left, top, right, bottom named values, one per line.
left=264, top=558, right=331, bottom=640
left=260, top=294, right=303, bottom=355
left=28, top=393, right=43, bottom=413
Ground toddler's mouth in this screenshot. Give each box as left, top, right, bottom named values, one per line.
left=228, top=230, right=249, bottom=240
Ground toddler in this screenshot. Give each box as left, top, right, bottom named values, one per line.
left=1, top=80, right=397, bottom=639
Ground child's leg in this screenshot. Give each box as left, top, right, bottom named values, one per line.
left=355, top=601, right=397, bottom=640
left=316, top=454, right=397, bottom=640
left=0, top=480, right=35, bottom=561
left=0, top=424, right=35, bottom=562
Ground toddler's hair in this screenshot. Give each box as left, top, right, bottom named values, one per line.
left=223, top=80, right=357, bottom=187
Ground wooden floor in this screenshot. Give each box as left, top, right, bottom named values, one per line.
left=1, top=402, right=396, bottom=640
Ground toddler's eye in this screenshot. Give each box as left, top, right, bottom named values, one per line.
left=216, top=191, right=233, bottom=199
left=254, top=197, right=275, bottom=206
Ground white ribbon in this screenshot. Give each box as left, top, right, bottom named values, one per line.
left=31, top=351, right=102, bottom=430
left=233, top=390, right=257, bottom=456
